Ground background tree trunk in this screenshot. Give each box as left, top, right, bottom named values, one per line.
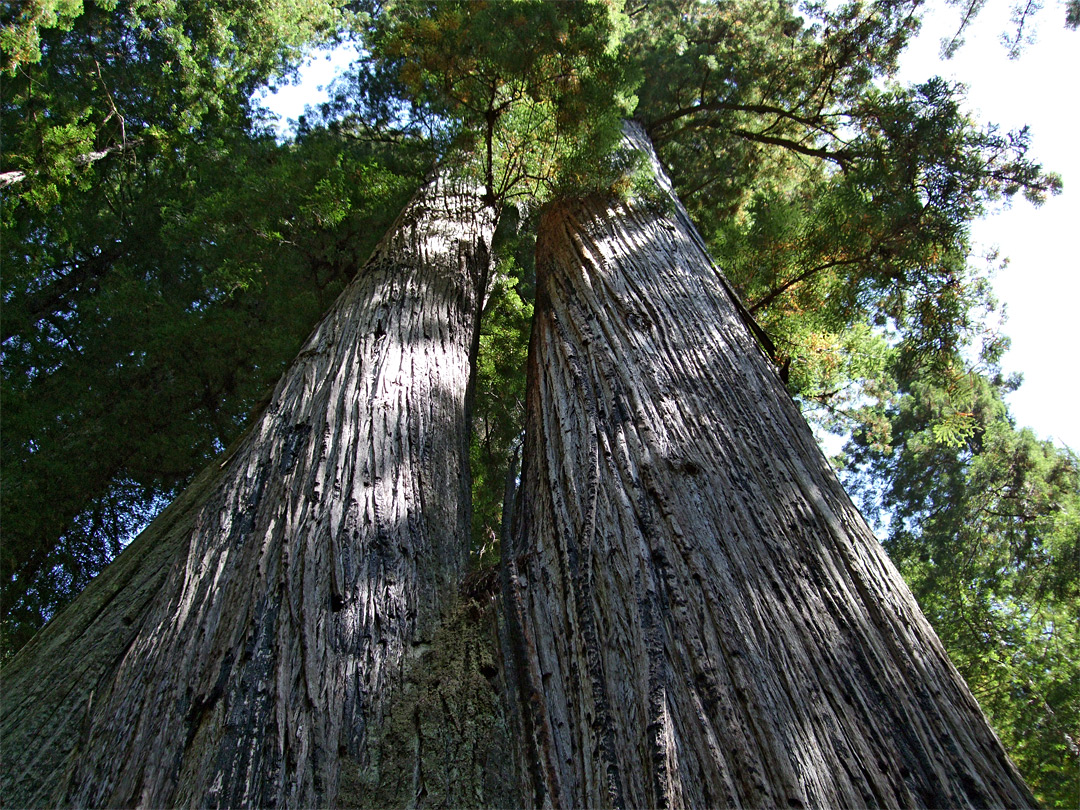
left=1, top=163, right=499, bottom=808
left=503, top=122, right=1035, bottom=809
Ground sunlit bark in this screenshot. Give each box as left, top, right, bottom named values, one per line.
left=2, top=123, right=1036, bottom=810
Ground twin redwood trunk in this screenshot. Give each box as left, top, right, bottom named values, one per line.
left=502, top=124, right=1034, bottom=809
left=0, top=165, right=496, bottom=808
left=1, top=128, right=1034, bottom=808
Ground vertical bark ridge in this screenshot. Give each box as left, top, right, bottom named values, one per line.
left=506, top=122, right=1035, bottom=809
left=1, top=165, right=496, bottom=808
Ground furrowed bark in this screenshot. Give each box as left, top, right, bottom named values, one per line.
left=1, top=163, right=497, bottom=808
left=504, top=122, right=1035, bottom=809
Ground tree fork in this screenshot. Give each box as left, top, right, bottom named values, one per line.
left=504, top=122, right=1035, bottom=809
left=1, top=161, right=499, bottom=808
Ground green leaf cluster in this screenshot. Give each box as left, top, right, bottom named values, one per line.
left=629, top=0, right=1057, bottom=402
left=2, top=0, right=346, bottom=206
left=468, top=204, right=535, bottom=565
left=1, top=0, right=86, bottom=74
left=366, top=0, right=640, bottom=203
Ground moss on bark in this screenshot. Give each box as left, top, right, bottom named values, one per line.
left=338, top=591, right=517, bottom=809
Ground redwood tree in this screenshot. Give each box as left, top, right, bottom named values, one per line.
left=0, top=162, right=499, bottom=808
left=502, top=123, right=1035, bottom=809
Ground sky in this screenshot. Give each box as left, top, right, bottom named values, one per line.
left=260, top=5, right=1079, bottom=449
left=896, top=3, right=1080, bottom=450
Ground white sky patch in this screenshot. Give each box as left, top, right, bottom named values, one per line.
left=256, top=44, right=358, bottom=136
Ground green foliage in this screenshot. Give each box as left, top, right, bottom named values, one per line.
left=1, top=0, right=86, bottom=74
left=615, top=0, right=1058, bottom=462
left=367, top=0, right=639, bottom=203
left=2, top=0, right=345, bottom=206
left=468, top=205, right=535, bottom=565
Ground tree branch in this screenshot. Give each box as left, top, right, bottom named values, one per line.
left=1, top=140, right=144, bottom=189
left=731, top=129, right=849, bottom=166
left=648, top=98, right=839, bottom=135
left=748, top=255, right=866, bottom=314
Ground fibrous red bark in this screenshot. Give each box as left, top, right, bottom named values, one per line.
left=503, top=122, right=1034, bottom=809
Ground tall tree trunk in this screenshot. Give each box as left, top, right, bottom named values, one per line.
left=1, top=163, right=499, bottom=808
left=503, top=122, right=1035, bottom=809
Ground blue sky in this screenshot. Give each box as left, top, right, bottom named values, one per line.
left=261, top=6, right=1079, bottom=449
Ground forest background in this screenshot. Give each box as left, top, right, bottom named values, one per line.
left=2, top=0, right=1077, bottom=805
